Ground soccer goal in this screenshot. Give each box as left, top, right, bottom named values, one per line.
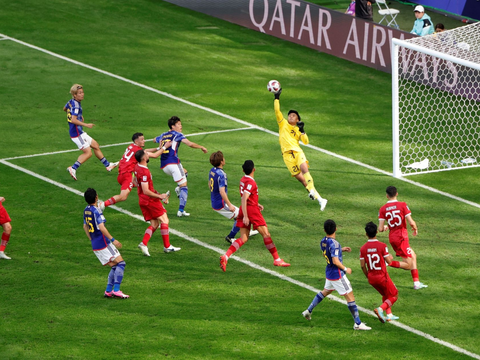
left=392, top=23, right=480, bottom=178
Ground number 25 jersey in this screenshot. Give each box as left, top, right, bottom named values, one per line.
left=378, top=200, right=411, bottom=241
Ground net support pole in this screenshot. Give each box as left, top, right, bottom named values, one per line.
left=392, top=41, right=401, bottom=178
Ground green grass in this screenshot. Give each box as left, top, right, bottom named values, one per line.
left=0, top=1, right=479, bottom=359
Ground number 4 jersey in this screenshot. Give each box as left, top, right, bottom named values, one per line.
left=378, top=200, right=411, bottom=243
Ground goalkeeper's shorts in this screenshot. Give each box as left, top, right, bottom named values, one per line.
left=283, top=150, right=308, bottom=176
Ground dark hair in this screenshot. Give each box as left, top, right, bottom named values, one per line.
left=210, top=151, right=224, bottom=167
left=386, top=186, right=397, bottom=198
left=324, top=219, right=336, bottom=236
left=132, top=132, right=143, bottom=143
left=288, top=110, right=301, bottom=121
left=435, top=23, right=445, bottom=31
left=242, top=160, right=254, bottom=175
left=365, top=221, right=377, bottom=238
left=84, top=188, right=97, bottom=204
left=135, top=149, right=145, bottom=163
left=168, top=116, right=181, bottom=129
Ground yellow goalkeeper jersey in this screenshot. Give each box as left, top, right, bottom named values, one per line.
left=274, top=99, right=309, bottom=154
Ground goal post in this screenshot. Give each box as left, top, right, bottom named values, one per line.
left=392, top=23, right=480, bottom=178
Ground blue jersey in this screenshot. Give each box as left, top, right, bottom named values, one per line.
left=209, top=167, right=228, bottom=210
left=320, top=236, right=346, bottom=281
left=65, top=99, right=84, bottom=138
left=83, top=205, right=111, bottom=251
left=155, top=130, right=186, bottom=168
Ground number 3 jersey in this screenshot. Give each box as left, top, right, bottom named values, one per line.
left=359, top=239, right=390, bottom=281
left=83, top=205, right=110, bottom=251
left=378, top=200, right=411, bottom=242
left=320, top=236, right=346, bottom=281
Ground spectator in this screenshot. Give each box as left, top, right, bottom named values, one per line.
left=355, top=0, right=376, bottom=22
left=434, top=23, right=445, bottom=33
left=411, top=5, right=434, bottom=36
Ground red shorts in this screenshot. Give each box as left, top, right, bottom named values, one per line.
left=0, top=203, right=11, bottom=225
left=117, top=172, right=134, bottom=192
left=236, top=206, right=267, bottom=230
left=139, top=200, right=166, bottom=222
left=369, top=274, right=398, bottom=299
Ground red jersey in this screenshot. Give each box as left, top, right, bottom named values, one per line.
left=378, top=200, right=411, bottom=242
left=134, top=164, right=159, bottom=206
left=239, top=175, right=258, bottom=207
left=359, top=239, right=390, bottom=281
left=118, top=143, right=143, bottom=174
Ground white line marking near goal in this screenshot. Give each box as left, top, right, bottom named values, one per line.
left=0, top=127, right=253, bottom=161
left=1, top=35, right=479, bottom=359
left=1, top=158, right=478, bottom=360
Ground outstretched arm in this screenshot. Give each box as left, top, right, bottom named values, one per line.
left=182, top=138, right=207, bottom=153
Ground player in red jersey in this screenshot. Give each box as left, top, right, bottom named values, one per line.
left=219, top=160, right=290, bottom=271
left=99, top=133, right=171, bottom=210
left=378, top=186, right=427, bottom=290
left=0, top=196, right=13, bottom=260
left=134, top=149, right=180, bottom=256
left=360, top=222, right=409, bottom=323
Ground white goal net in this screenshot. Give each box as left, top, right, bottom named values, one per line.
left=392, top=22, right=480, bottom=177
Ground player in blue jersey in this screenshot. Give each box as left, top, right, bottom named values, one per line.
left=154, top=116, right=208, bottom=217
left=209, top=151, right=258, bottom=244
left=302, top=219, right=371, bottom=330
left=65, top=84, right=118, bottom=180
left=83, top=188, right=129, bottom=299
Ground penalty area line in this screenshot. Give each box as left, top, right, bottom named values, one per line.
left=0, top=159, right=478, bottom=359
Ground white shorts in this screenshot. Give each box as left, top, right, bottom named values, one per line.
left=94, top=243, right=121, bottom=266
left=214, top=204, right=239, bottom=220
left=162, top=163, right=187, bottom=186
left=71, top=132, right=93, bottom=150
left=324, top=275, right=353, bottom=296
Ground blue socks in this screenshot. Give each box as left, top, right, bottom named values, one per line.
left=113, top=261, right=126, bottom=292
left=347, top=301, right=361, bottom=325
left=308, top=292, right=325, bottom=313
left=228, top=222, right=240, bottom=239
left=178, top=186, right=188, bottom=212
left=100, top=157, right=110, bottom=168
left=106, top=266, right=115, bottom=292
left=72, top=161, right=81, bottom=170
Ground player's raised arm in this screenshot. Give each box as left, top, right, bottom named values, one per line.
left=181, top=138, right=207, bottom=153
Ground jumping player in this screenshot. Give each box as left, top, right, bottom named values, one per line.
left=154, top=116, right=208, bottom=217
left=302, top=219, right=371, bottom=330
left=0, top=196, right=12, bottom=260
left=219, top=160, right=290, bottom=272
left=272, top=88, right=327, bottom=211
left=134, top=149, right=180, bottom=256
left=83, top=188, right=129, bottom=299
left=208, top=151, right=258, bottom=244
left=360, top=222, right=409, bottom=323
left=100, top=133, right=171, bottom=209
left=378, top=186, right=428, bottom=290
left=65, top=84, right=118, bottom=180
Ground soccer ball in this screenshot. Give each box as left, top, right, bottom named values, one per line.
left=267, top=80, right=281, bottom=94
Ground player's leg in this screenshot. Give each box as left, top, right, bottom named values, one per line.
left=343, top=290, right=370, bottom=330
left=104, top=174, right=134, bottom=208
left=0, top=221, right=12, bottom=260
left=302, top=287, right=333, bottom=320
left=408, top=247, right=427, bottom=289
left=107, top=255, right=129, bottom=299
left=89, top=138, right=118, bottom=171
left=257, top=225, right=290, bottom=267
left=298, top=160, right=327, bottom=211
left=220, top=227, right=249, bottom=272
left=160, top=213, right=181, bottom=253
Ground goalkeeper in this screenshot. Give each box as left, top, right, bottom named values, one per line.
left=273, top=89, right=327, bottom=211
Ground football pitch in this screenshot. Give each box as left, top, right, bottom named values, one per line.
left=1, top=1, right=479, bottom=359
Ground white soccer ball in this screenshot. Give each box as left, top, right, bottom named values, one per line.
left=267, top=80, right=281, bottom=94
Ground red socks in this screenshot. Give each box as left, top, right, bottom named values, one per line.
left=411, top=269, right=419, bottom=282
left=226, top=239, right=245, bottom=257
left=104, top=197, right=116, bottom=207
left=390, top=261, right=400, bottom=268
left=160, top=223, right=170, bottom=248
left=263, top=237, right=279, bottom=260
left=142, top=226, right=156, bottom=246
left=0, top=232, right=10, bottom=251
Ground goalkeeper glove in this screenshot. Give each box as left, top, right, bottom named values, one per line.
left=274, top=88, right=282, bottom=100
left=297, top=121, right=305, bottom=133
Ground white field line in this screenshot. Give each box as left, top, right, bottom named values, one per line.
left=0, top=127, right=253, bottom=161
left=1, top=35, right=479, bottom=359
